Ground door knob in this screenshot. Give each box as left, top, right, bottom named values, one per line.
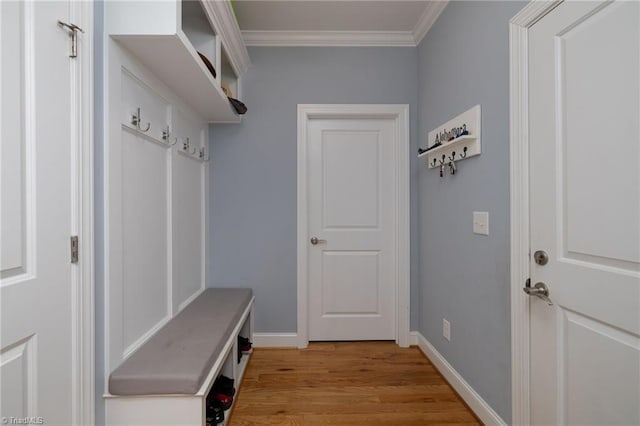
left=523, top=280, right=553, bottom=305
left=310, top=237, right=326, bottom=245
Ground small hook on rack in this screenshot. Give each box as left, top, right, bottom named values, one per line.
left=439, top=155, right=447, bottom=177
left=131, top=107, right=151, bottom=133
left=448, top=151, right=456, bottom=162
left=459, top=146, right=468, bottom=159
left=182, top=137, right=191, bottom=152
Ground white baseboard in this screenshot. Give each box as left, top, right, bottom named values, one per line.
left=410, top=331, right=506, bottom=426
left=252, top=332, right=298, bottom=348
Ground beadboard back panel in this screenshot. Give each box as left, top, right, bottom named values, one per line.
left=105, top=39, right=208, bottom=385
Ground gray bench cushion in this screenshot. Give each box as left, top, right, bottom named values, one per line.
left=109, top=288, right=253, bottom=395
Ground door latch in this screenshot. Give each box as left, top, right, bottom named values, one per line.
left=57, top=21, right=84, bottom=58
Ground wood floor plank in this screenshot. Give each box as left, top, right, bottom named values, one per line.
left=228, top=342, right=482, bottom=425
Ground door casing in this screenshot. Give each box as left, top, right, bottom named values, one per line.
left=296, top=104, right=410, bottom=349
left=72, top=1, right=96, bottom=423
left=509, top=1, right=563, bottom=424
left=66, top=1, right=96, bottom=423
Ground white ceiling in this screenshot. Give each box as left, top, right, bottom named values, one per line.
left=232, top=1, right=449, bottom=46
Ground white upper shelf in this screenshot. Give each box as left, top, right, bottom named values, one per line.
left=106, top=0, right=250, bottom=123
left=114, top=32, right=239, bottom=123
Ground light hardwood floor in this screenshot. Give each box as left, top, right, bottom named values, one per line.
left=228, top=342, right=481, bottom=425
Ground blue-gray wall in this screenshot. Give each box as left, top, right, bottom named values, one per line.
left=416, top=2, right=524, bottom=422
left=209, top=47, right=419, bottom=332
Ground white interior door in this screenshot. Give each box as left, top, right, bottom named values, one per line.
left=306, top=116, right=396, bottom=341
left=529, top=1, right=640, bottom=424
left=1, top=1, right=80, bottom=424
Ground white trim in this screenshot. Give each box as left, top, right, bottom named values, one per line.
left=242, top=3, right=449, bottom=48
left=243, top=30, right=417, bottom=47
left=122, top=315, right=171, bottom=360
left=412, top=1, right=449, bottom=45
left=509, top=2, right=562, bottom=426
left=201, top=0, right=250, bottom=76
left=71, top=0, right=95, bottom=424
left=408, top=330, right=420, bottom=346
left=296, top=104, right=411, bottom=349
left=177, top=286, right=205, bottom=313
left=413, top=332, right=506, bottom=426
left=252, top=333, right=298, bottom=348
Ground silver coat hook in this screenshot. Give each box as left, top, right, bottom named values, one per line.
left=131, top=107, right=151, bottom=132
left=199, top=147, right=210, bottom=161
left=161, top=126, right=171, bottom=142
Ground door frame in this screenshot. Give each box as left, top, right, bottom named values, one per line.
left=296, top=104, right=410, bottom=349
left=71, top=1, right=95, bottom=424
left=509, top=1, right=562, bottom=424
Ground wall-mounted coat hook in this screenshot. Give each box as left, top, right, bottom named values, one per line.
left=448, top=151, right=456, bottom=162
left=161, top=125, right=171, bottom=142
left=131, top=107, right=151, bottom=132
left=459, top=146, right=468, bottom=159
left=182, top=137, right=190, bottom=152
left=439, top=154, right=447, bottom=177
left=199, top=147, right=210, bottom=161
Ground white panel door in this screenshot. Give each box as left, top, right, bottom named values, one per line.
left=529, top=2, right=640, bottom=424
left=307, top=118, right=396, bottom=340
left=1, top=1, right=78, bottom=424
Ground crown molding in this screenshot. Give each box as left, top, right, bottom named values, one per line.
left=412, top=1, right=449, bottom=45
left=243, top=30, right=417, bottom=47
left=241, top=2, right=449, bottom=48
left=202, top=0, right=251, bottom=75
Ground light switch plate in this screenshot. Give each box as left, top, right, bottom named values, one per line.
left=473, top=211, right=489, bottom=235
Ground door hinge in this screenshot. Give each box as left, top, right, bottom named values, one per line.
left=70, top=236, right=79, bottom=263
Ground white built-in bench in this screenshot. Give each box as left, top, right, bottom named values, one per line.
left=105, top=288, right=254, bottom=426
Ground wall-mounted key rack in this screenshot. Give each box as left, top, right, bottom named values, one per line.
left=418, top=105, right=481, bottom=176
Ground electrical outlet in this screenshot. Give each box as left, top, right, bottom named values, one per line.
left=443, top=318, right=451, bottom=341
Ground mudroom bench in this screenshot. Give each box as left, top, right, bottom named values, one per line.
left=105, top=288, right=254, bottom=426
